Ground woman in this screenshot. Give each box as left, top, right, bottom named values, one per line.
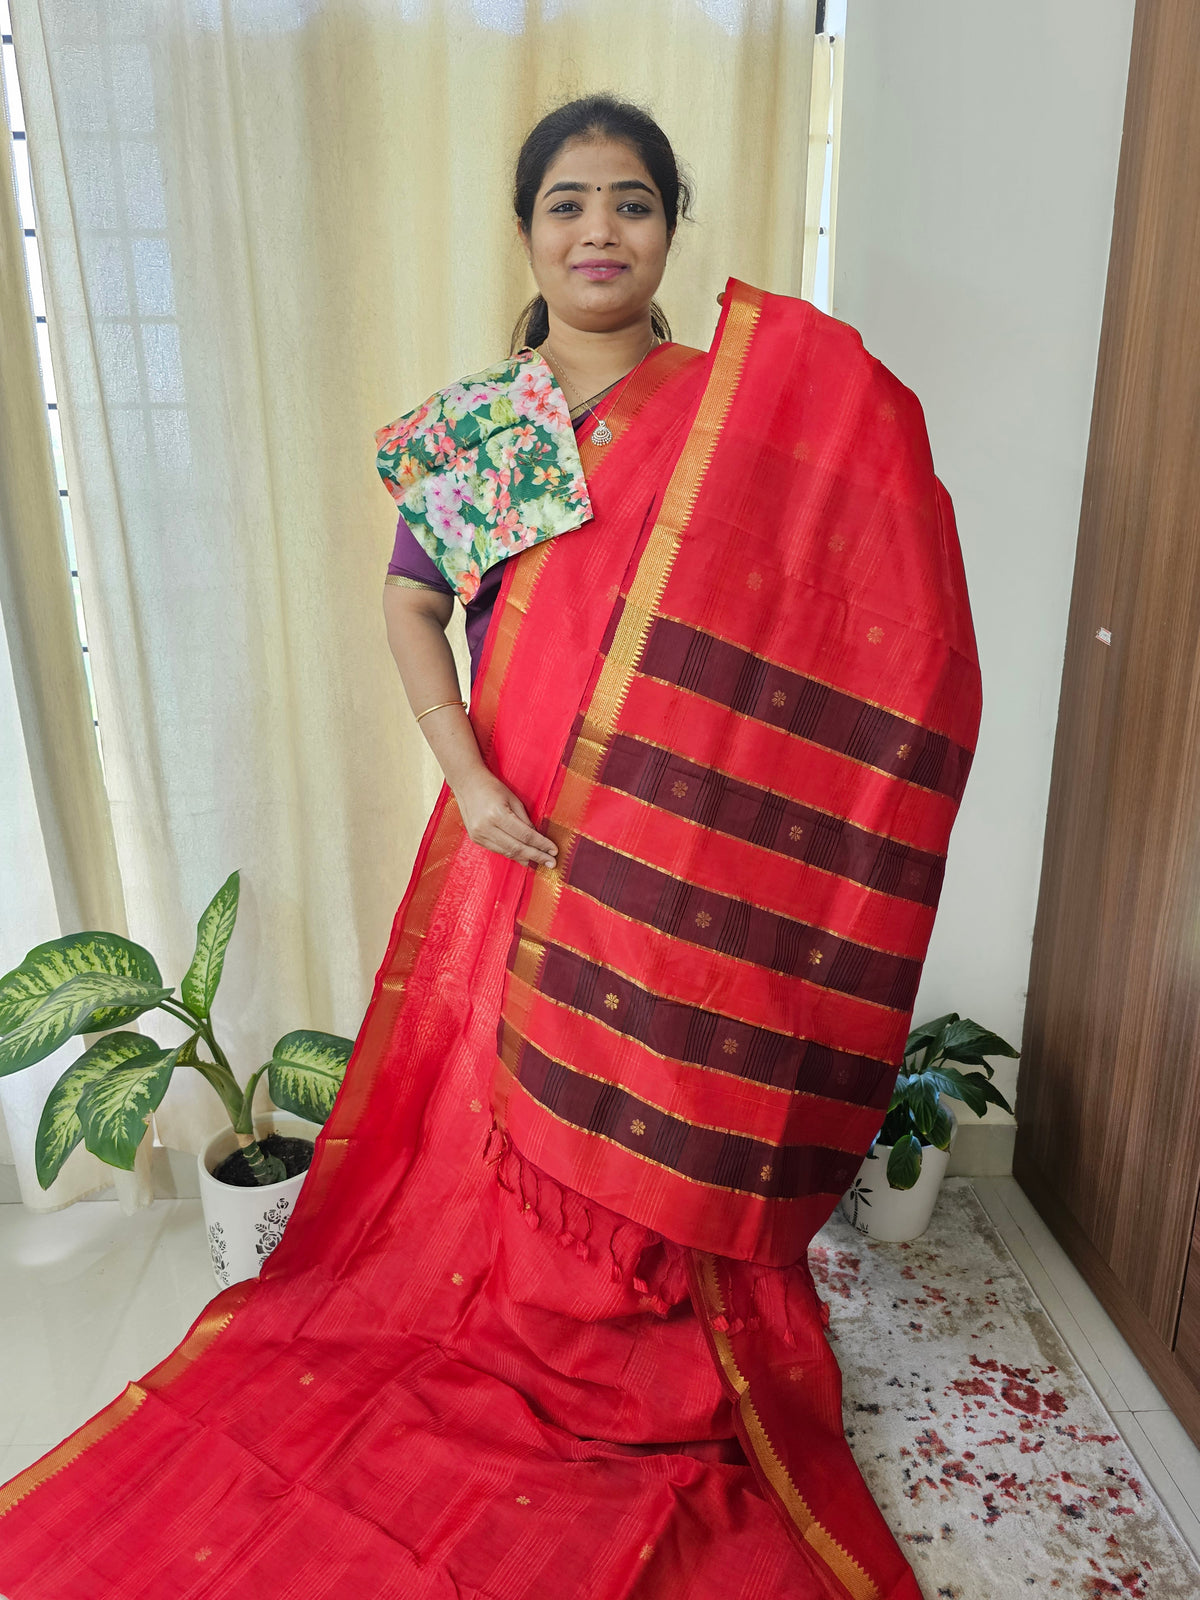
left=0, top=98, right=979, bottom=1600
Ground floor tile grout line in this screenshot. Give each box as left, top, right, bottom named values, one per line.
left=1128, top=1409, right=1200, bottom=1522
left=1106, top=1411, right=1200, bottom=1558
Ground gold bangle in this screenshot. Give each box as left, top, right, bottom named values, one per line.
left=414, top=698, right=467, bottom=725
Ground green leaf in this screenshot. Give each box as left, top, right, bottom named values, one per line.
left=180, top=871, right=240, bottom=1020
left=906, top=1074, right=942, bottom=1140
left=76, top=1040, right=181, bottom=1170
left=929, top=1102, right=955, bottom=1151
left=0, top=973, right=172, bottom=1078
left=904, top=1013, right=957, bottom=1059
left=34, top=1033, right=164, bottom=1189
left=887, top=1073, right=910, bottom=1113
left=914, top=1062, right=1014, bottom=1119
left=916, top=1064, right=989, bottom=1118
left=941, top=1018, right=1020, bottom=1062
left=489, top=395, right=518, bottom=428
left=886, top=1133, right=923, bottom=1190
left=34, top=1035, right=139, bottom=1188
left=0, top=932, right=162, bottom=1036
left=266, top=1029, right=353, bottom=1126
left=977, top=1077, right=1015, bottom=1115
left=175, top=1033, right=201, bottom=1064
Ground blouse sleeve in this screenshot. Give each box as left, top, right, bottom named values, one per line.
left=385, top=510, right=453, bottom=595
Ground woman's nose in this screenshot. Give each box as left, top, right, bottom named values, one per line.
left=580, top=213, right=619, bottom=249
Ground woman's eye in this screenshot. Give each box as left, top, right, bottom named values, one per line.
left=546, top=200, right=653, bottom=216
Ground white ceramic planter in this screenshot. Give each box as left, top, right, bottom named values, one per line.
left=197, top=1113, right=320, bottom=1289
left=841, top=1108, right=957, bottom=1242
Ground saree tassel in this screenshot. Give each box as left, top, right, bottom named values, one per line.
left=576, top=1205, right=593, bottom=1262
left=609, top=1221, right=637, bottom=1283
left=523, top=1168, right=542, bottom=1231
left=659, top=1252, right=691, bottom=1309
left=490, top=1131, right=516, bottom=1194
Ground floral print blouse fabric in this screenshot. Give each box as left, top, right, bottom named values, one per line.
left=374, top=350, right=593, bottom=604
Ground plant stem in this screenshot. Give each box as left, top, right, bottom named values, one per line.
left=234, top=1065, right=269, bottom=1136
left=159, top=998, right=204, bottom=1031
left=156, top=1001, right=246, bottom=1123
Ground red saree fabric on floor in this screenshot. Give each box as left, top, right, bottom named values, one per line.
left=0, top=281, right=977, bottom=1600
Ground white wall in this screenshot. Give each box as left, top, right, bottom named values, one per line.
left=834, top=2, right=1136, bottom=1164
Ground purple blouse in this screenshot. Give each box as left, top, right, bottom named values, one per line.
left=386, top=402, right=605, bottom=683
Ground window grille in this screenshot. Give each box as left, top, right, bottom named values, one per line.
left=811, top=0, right=847, bottom=315
left=1, top=0, right=103, bottom=763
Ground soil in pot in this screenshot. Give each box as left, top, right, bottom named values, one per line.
left=211, top=1134, right=313, bottom=1187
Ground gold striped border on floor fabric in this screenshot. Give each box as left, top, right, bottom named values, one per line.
left=0, top=1281, right=255, bottom=1520
left=691, top=1251, right=879, bottom=1600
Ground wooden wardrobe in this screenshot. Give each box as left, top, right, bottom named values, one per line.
left=1013, top=0, right=1200, bottom=1441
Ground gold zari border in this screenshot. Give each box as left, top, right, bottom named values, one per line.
left=526, top=292, right=763, bottom=968
left=693, top=1252, right=879, bottom=1600
left=0, top=1282, right=254, bottom=1521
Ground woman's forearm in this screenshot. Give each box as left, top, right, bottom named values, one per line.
left=382, top=584, right=557, bottom=867
left=382, top=588, right=486, bottom=794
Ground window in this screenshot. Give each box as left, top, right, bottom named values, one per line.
left=812, top=0, right=847, bottom=315
left=1, top=0, right=103, bottom=763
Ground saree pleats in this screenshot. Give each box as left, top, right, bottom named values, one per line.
left=0, top=285, right=971, bottom=1600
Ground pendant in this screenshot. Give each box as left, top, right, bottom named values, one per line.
left=590, top=419, right=613, bottom=446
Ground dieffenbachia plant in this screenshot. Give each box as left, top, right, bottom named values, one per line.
left=877, top=1013, right=1019, bottom=1190
left=0, top=872, right=353, bottom=1188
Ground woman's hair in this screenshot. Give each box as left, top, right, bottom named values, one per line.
left=510, top=94, right=693, bottom=353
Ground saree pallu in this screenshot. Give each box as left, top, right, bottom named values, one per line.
left=0, top=280, right=979, bottom=1600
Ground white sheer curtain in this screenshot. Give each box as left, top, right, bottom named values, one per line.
left=1, top=69, right=152, bottom=1212
left=1, top=0, right=819, bottom=1209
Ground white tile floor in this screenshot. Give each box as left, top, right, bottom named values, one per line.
left=3, top=1178, right=1200, bottom=1561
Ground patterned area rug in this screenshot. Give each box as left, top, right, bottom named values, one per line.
left=814, top=1180, right=1199, bottom=1598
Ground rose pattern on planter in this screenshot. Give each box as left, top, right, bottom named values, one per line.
left=811, top=1181, right=1200, bottom=1597
left=207, top=1221, right=230, bottom=1290
left=254, top=1196, right=292, bottom=1260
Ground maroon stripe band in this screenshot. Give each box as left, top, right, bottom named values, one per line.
left=533, top=939, right=895, bottom=1107
left=599, top=732, right=946, bottom=906
left=564, top=836, right=922, bottom=1011
left=639, top=618, right=973, bottom=800
left=502, top=1022, right=867, bottom=1200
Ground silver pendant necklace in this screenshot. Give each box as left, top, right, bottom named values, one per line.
left=540, top=336, right=659, bottom=447
left=586, top=410, right=613, bottom=447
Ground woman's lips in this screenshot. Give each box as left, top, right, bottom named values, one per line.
left=573, top=263, right=627, bottom=281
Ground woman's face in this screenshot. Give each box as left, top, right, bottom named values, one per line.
left=519, top=136, right=672, bottom=337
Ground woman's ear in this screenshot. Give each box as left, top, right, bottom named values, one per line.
left=516, top=220, right=532, bottom=265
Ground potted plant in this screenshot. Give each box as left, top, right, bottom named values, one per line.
left=841, top=1012, right=1018, bottom=1242
left=0, top=871, right=354, bottom=1286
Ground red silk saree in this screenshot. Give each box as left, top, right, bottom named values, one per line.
left=0, top=279, right=979, bottom=1600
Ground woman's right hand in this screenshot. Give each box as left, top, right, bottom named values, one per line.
left=454, top=769, right=558, bottom=869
